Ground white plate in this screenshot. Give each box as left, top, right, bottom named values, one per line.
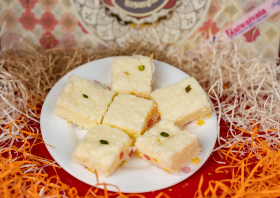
left=40, top=57, right=217, bottom=193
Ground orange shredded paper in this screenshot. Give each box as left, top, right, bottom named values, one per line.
left=196, top=124, right=280, bottom=198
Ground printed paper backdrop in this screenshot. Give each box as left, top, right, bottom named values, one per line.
left=73, top=0, right=211, bottom=47
left=0, top=0, right=279, bottom=61
left=0, top=0, right=94, bottom=49
left=184, top=0, right=280, bottom=62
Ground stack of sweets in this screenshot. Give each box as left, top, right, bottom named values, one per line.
left=54, top=55, right=212, bottom=177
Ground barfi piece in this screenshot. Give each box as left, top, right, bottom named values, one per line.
left=135, top=120, right=200, bottom=174
left=150, top=77, right=211, bottom=126
left=72, top=125, right=132, bottom=177
left=102, top=93, right=158, bottom=140
left=111, top=55, right=153, bottom=98
left=54, top=75, right=115, bottom=129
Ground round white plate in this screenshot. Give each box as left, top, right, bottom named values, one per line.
left=40, top=57, right=217, bottom=193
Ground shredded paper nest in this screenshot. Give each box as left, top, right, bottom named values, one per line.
left=0, top=35, right=280, bottom=197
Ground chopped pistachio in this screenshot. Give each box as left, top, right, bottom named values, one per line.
left=83, top=94, right=88, bottom=98
left=99, top=140, right=108, bottom=144
left=185, top=85, right=191, bottom=93
left=138, top=65, right=145, bottom=71
left=160, top=132, right=169, bottom=137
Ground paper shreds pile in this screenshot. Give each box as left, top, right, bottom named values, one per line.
left=0, top=153, right=170, bottom=197
left=196, top=123, right=280, bottom=198
left=204, top=41, right=280, bottom=153
left=0, top=34, right=279, bottom=197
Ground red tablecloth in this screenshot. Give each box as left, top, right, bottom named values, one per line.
left=31, top=119, right=231, bottom=198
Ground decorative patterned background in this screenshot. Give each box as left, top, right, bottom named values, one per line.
left=0, top=0, right=279, bottom=61
left=0, top=0, right=94, bottom=49
left=72, top=0, right=211, bottom=47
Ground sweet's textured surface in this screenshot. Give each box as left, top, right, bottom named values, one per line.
left=150, top=77, right=211, bottom=126
left=102, top=93, right=158, bottom=140
left=111, top=55, right=153, bottom=98
left=54, top=75, right=115, bottom=129
left=72, top=125, right=132, bottom=177
left=135, top=120, right=200, bottom=173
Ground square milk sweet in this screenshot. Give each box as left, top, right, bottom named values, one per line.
left=72, top=125, right=132, bottom=177
left=111, top=55, right=153, bottom=98
left=102, top=93, right=158, bottom=140
left=150, top=77, right=211, bottom=126
left=53, top=75, right=115, bottom=129
left=135, top=120, right=200, bottom=174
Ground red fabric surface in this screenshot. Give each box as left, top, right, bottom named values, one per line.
left=31, top=119, right=231, bottom=198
